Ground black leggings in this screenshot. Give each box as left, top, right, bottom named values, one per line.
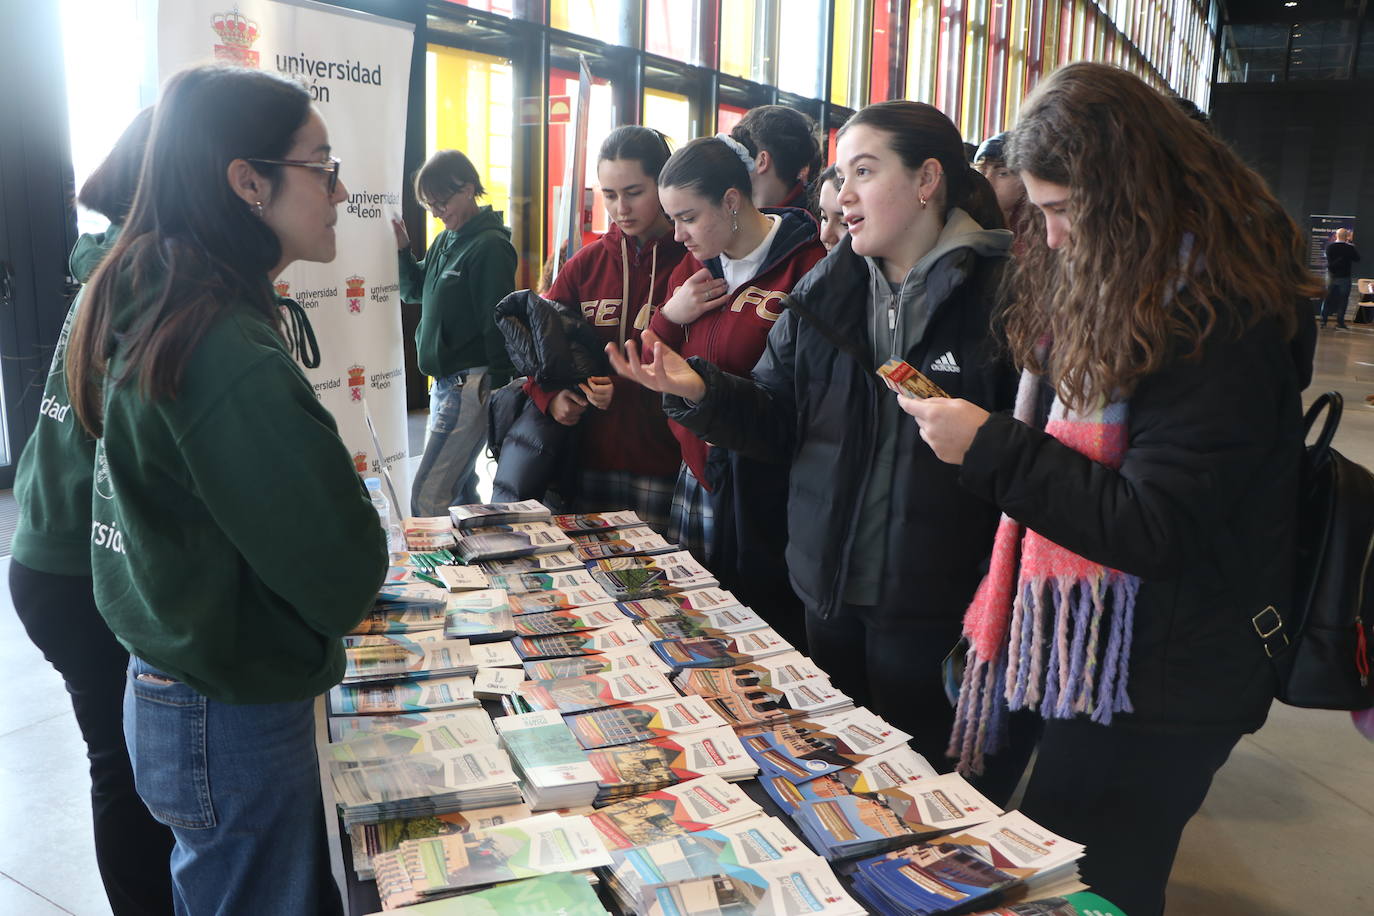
left=1019, top=717, right=1241, bottom=916
left=804, top=603, right=1039, bottom=807
left=9, top=560, right=175, bottom=916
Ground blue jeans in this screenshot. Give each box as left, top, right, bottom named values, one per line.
left=124, top=657, right=341, bottom=915
left=411, top=367, right=491, bottom=516
left=1321, top=276, right=1352, bottom=325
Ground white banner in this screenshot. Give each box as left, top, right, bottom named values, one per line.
left=157, top=0, right=414, bottom=494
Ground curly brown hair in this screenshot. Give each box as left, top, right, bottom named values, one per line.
left=1002, top=63, right=1318, bottom=411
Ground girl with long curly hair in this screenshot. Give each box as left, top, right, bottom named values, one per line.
left=903, top=63, right=1319, bottom=914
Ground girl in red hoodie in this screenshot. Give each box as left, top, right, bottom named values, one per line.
left=525, top=127, right=688, bottom=530
left=647, top=135, right=825, bottom=647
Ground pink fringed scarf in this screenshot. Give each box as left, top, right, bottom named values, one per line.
left=949, top=369, right=1140, bottom=775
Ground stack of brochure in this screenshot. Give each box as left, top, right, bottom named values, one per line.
left=637, top=604, right=769, bottom=638
left=507, top=668, right=679, bottom=716
left=371, top=813, right=612, bottom=908
left=513, top=620, right=650, bottom=660
left=442, top=589, right=517, bottom=643
left=352, top=590, right=448, bottom=635
left=507, top=585, right=615, bottom=614
left=328, top=709, right=478, bottom=743
left=551, top=510, right=645, bottom=531
left=601, top=815, right=866, bottom=916
left=341, top=637, right=477, bottom=684
left=586, top=775, right=763, bottom=850
left=651, top=627, right=795, bottom=671
left=616, top=587, right=745, bottom=619
left=364, top=871, right=611, bottom=915
left=479, top=549, right=583, bottom=575
left=792, top=771, right=1002, bottom=861
left=328, top=675, right=480, bottom=716
left=740, top=708, right=915, bottom=785
left=674, top=652, right=854, bottom=727
left=330, top=744, right=522, bottom=829
left=844, top=811, right=1086, bottom=916
left=588, top=551, right=719, bottom=599
left=453, top=523, right=574, bottom=563
left=493, top=710, right=600, bottom=810
left=563, top=695, right=730, bottom=749
left=567, top=525, right=677, bottom=561
left=347, top=801, right=532, bottom=880
left=449, top=499, right=552, bottom=530
left=326, top=715, right=498, bottom=764
left=586, top=726, right=757, bottom=803
left=521, top=645, right=667, bottom=680
left=401, top=516, right=458, bottom=551
left=484, top=568, right=604, bottom=595
left=511, top=604, right=629, bottom=637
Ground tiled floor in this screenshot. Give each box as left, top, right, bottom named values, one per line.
left=2, top=329, right=1371, bottom=914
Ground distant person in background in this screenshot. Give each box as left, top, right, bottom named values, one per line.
left=1322, top=227, right=1359, bottom=329
left=730, top=105, right=823, bottom=211
left=812, top=165, right=846, bottom=251
left=973, top=132, right=1028, bottom=234
left=9, top=107, right=176, bottom=916
left=394, top=150, right=517, bottom=515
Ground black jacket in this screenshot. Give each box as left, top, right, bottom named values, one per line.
left=490, top=292, right=610, bottom=503
left=959, top=313, right=1307, bottom=734
left=664, top=234, right=1017, bottom=623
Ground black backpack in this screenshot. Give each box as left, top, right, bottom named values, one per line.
left=1267, top=392, right=1374, bottom=710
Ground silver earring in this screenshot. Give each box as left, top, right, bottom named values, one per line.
left=252, top=200, right=265, bottom=217
left=731, top=209, right=739, bottom=233
left=919, top=196, right=927, bottom=210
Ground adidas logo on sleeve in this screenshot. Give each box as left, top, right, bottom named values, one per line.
left=930, top=351, right=961, bottom=374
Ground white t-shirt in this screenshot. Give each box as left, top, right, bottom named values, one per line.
left=719, top=214, right=782, bottom=291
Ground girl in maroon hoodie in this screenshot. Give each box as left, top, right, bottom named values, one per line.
left=647, top=135, right=825, bottom=647
left=525, top=127, right=688, bottom=530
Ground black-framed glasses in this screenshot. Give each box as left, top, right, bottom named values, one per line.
left=247, top=156, right=341, bottom=194
left=423, top=185, right=466, bottom=214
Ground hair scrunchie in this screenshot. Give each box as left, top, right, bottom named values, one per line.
left=715, top=134, right=756, bottom=173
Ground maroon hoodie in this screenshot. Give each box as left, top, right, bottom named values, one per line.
left=649, top=207, right=826, bottom=488
left=528, top=222, right=688, bottom=477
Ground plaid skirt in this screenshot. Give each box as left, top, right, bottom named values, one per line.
left=570, top=469, right=676, bottom=536
left=667, top=463, right=713, bottom=564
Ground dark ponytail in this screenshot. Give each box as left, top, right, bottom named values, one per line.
left=599, top=126, right=673, bottom=182
left=839, top=101, right=993, bottom=224
left=78, top=107, right=155, bottom=225
left=657, top=136, right=753, bottom=205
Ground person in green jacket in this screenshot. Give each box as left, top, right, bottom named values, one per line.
left=10, top=107, right=176, bottom=916
left=392, top=149, right=517, bottom=516
left=63, top=65, right=387, bottom=914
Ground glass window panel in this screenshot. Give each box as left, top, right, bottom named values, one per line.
left=870, top=0, right=893, bottom=102
left=646, top=0, right=702, bottom=64
left=550, top=0, right=632, bottom=46
left=906, top=0, right=940, bottom=104
left=831, top=0, right=857, bottom=105
left=936, top=0, right=967, bottom=123
left=426, top=45, right=514, bottom=247
left=720, top=0, right=763, bottom=82
left=718, top=103, right=747, bottom=135
left=778, top=0, right=827, bottom=98
left=437, top=0, right=517, bottom=16
left=547, top=65, right=617, bottom=255
left=961, top=0, right=989, bottom=140
left=643, top=87, right=693, bottom=151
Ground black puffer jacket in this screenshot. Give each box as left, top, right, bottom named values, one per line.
left=664, top=234, right=1017, bottom=623
left=491, top=291, right=610, bottom=502
left=495, top=291, right=610, bottom=386
left=960, top=312, right=1308, bottom=734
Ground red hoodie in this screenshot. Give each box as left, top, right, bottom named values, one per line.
left=529, top=222, right=688, bottom=477
left=649, top=208, right=826, bottom=488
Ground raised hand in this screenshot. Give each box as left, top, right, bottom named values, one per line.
left=579, top=376, right=614, bottom=410
left=391, top=215, right=410, bottom=251
left=660, top=267, right=731, bottom=325
left=605, top=330, right=707, bottom=402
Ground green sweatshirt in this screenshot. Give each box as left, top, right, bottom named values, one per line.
left=92, top=277, right=388, bottom=704
left=10, top=227, right=120, bottom=576
left=398, top=205, right=516, bottom=384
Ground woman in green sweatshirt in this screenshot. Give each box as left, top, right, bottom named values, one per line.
left=64, top=66, right=387, bottom=914
left=392, top=149, right=517, bottom=516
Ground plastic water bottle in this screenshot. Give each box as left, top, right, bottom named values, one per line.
left=365, top=477, right=405, bottom=554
